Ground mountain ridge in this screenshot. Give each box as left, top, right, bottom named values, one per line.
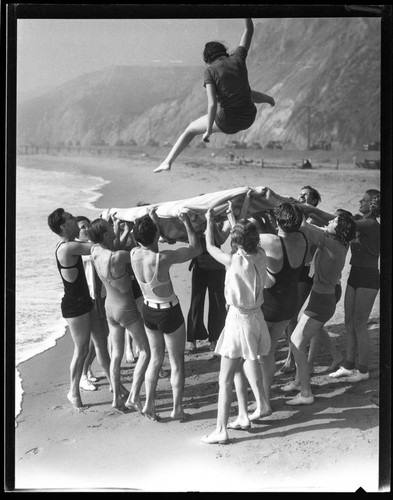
left=17, top=17, right=381, bottom=150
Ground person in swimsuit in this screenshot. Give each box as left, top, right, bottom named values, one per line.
left=284, top=212, right=356, bottom=405
left=304, top=190, right=381, bottom=383
left=131, top=209, right=201, bottom=421
left=75, top=216, right=112, bottom=392
left=281, top=187, right=343, bottom=374
left=87, top=217, right=151, bottom=411
left=257, top=202, right=309, bottom=416
left=48, top=208, right=95, bottom=410
left=154, top=18, right=275, bottom=173
left=201, top=211, right=271, bottom=444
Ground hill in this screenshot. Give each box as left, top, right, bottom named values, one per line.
left=17, top=17, right=381, bottom=150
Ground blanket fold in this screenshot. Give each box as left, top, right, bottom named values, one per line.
left=103, top=186, right=291, bottom=242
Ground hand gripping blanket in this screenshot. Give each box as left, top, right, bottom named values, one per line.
left=103, top=186, right=291, bottom=242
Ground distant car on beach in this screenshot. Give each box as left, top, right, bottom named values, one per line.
left=266, top=140, right=283, bottom=150
left=361, top=141, right=380, bottom=151
left=226, top=140, right=247, bottom=149
left=309, top=140, right=332, bottom=151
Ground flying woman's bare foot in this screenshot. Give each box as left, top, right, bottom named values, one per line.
left=67, top=392, right=87, bottom=411
left=154, top=161, right=172, bottom=173
left=267, top=96, right=275, bottom=107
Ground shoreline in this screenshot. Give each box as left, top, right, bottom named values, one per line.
left=12, top=153, right=385, bottom=492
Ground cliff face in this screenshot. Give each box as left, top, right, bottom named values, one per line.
left=17, top=17, right=381, bottom=149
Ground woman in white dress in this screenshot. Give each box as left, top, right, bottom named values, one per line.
left=201, top=208, right=271, bottom=444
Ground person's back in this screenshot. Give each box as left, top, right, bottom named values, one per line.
left=131, top=247, right=177, bottom=304
left=91, top=244, right=132, bottom=297
left=225, top=246, right=267, bottom=310
left=258, top=204, right=307, bottom=324
left=205, top=46, right=253, bottom=110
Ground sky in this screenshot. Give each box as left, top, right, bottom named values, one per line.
left=17, top=18, right=257, bottom=94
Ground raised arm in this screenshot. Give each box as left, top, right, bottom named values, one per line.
left=180, top=212, right=200, bottom=254
left=205, top=209, right=232, bottom=268
left=239, top=18, right=254, bottom=51
left=225, top=200, right=237, bottom=229
left=300, top=204, right=335, bottom=223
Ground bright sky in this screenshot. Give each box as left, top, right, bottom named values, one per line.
left=17, top=18, right=259, bottom=94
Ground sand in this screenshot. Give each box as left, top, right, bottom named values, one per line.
left=12, top=150, right=388, bottom=492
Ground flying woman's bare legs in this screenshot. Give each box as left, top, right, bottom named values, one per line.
left=251, top=90, right=275, bottom=106
left=66, top=311, right=91, bottom=410
left=154, top=115, right=221, bottom=173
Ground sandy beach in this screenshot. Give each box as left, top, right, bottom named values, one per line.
left=12, top=150, right=388, bottom=492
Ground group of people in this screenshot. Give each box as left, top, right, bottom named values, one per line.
left=48, top=182, right=380, bottom=444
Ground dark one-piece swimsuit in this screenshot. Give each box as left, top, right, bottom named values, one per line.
left=56, top=242, right=93, bottom=318
left=262, top=233, right=308, bottom=323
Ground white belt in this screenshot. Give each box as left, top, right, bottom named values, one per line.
left=144, top=298, right=179, bottom=310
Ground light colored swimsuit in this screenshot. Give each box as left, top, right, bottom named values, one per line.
left=215, top=247, right=271, bottom=360
left=130, top=249, right=183, bottom=334
left=91, top=245, right=140, bottom=329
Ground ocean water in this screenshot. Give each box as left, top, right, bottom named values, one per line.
left=14, top=160, right=110, bottom=418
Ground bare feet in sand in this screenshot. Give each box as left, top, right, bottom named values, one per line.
left=67, top=392, right=87, bottom=411
left=227, top=416, right=251, bottom=430
left=125, top=397, right=143, bottom=412
left=249, top=408, right=273, bottom=421
left=154, top=162, right=171, bottom=173
left=142, top=404, right=161, bottom=421
left=170, top=410, right=190, bottom=422
left=201, top=429, right=229, bottom=444
left=112, top=396, right=127, bottom=411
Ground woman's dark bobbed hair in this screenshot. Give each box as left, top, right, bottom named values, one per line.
left=230, top=219, right=260, bottom=254
left=203, top=41, right=228, bottom=64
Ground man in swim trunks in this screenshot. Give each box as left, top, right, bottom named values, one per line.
left=131, top=209, right=201, bottom=421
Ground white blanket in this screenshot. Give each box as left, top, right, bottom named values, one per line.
left=103, top=186, right=291, bottom=242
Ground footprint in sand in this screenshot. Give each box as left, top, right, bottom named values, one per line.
left=21, top=447, right=42, bottom=459
left=61, top=438, right=76, bottom=445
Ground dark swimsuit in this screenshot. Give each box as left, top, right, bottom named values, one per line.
left=56, top=242, right=93, bottom=319
left=262, top=234, right=308, bottom=323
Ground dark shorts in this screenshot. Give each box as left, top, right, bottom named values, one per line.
left=262, top=284, right=298, bottom=323
left=298, top=265, right=314, bottom=285
left=215, top=103, right=257, bottom=134
left=347, top=266, right=380, bottom=290
left=142, top=302, right=184, bottom=334
left=304, top=285, right=342, bottom=324
left=61, top=295, right=93, bottom=319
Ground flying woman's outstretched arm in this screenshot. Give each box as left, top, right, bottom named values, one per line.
left=239, top=18, right=254, bottom=51
left=203, top=83, right=218, bottom=143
